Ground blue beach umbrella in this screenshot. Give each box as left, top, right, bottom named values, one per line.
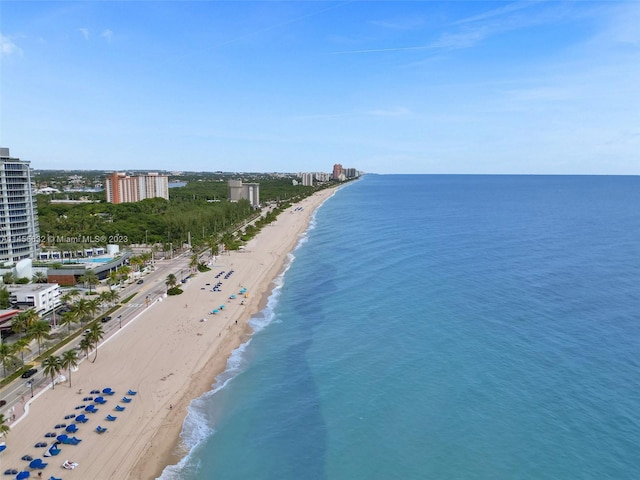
left=219, top=305, right=225, bottom=310
left=16, top=471, right=30, bottom=479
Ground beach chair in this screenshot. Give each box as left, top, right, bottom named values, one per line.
left=83, top=396, right=93, bottom=402
left=29, top=458, right=48, bottom=469
left=115, top=405, right=125, bottom=412
left=127, top=389, right=137, bottom=396
left=64, top=414, right=75, bottom=419
left=90, top=389, right=100, bottom=394
left=95, top=426, right=107, bottom=434
left=49, top=476, right=63, bottom=480
left=21, top=455, right=33, bottom=461
left=106, top=414, right=117, bottom=421
left=121, top=396, right=132, bottom=403
left=65, top=424, right=78, bottom=433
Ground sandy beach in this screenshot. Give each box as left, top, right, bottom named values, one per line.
left=1, top=188, right=335, bottom=479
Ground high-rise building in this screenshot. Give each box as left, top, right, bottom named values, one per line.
left=228, top=180, right=260, bottom=207
left=0, top=148, right=40, bottom=263
left=105, top=172, right=169, bottom=204
left=301, top=173, right=314, bottom=186
left=332, top=164, right=343, bottom=180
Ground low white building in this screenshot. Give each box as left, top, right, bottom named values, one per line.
left=7, top=283, right=61, bottom=315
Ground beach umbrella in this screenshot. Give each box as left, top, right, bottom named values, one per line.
left=219, top=305, right=225, bottom=310
left=16, top=472, right=30, bottom=479
left=229, top=294, right=236, bottom=299
left=213, top=309, right=219, bottom=314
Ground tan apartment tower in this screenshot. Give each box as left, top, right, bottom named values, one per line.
left=105, top=172, right=169, bottom=204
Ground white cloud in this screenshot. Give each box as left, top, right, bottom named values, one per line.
left=0, top=33, right=23, bottom=58
left=79, top=28, right=89, bottom=40
left=101, top=29, right=113, bottom=42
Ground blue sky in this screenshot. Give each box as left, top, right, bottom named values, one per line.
left=1, top=1, right=638, bottom=174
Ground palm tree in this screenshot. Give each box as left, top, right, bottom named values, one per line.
left=23, top=309, right=40, bottom=329
left=99, top=291, right=111, bottom=311
left=26, top=320, right=51, bottom=355
left=189, top=253, right=199, bottom=272
left=32, top=271, right=48, bottom=283
left=106, top=289, right=120, bottom=307
left=42, top=354, right=62, bottom=390
left=60, top=349, right=79, bottom=388
left=11, top=312, right=28, bottom=335
left=165, top=273, right=177, bottom=291
left=221, top=232, right=235, bottom=252
left=79, top=270, right=99, bottom=294
left=73, top=298, right=91, bottom=327
left=2, top=272, right=15, bottom=285
left=78, top=336, right=92, bottom=359
left=129, top=255, right=143, bottom=273
left=117, top=265, right=131, bottom=285
left=87, top=298, right=101, bottom=320
left=107, top=270, right=119, bottom=287
left=59, top=310, right=78, bottom=335
left=208, top=236, right=220, bottom=258
left=0, top=413, right=10, bottom=437
left=87, top=323, right=104, bottom=363
left=60, top=289, right=80, bottom=308
left=0, top=343, right=17, bottom=377
left=11, top=337, right=31, bottom=364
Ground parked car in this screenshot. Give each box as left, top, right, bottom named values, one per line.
left=101, top=316, right=112, bottom=323
left=21, top=368, right=37, bottom=379
left=136, top=279, right=144, bottom=284
left=0, top=400, right=6, bottom=407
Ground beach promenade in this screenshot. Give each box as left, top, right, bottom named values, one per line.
left=1, top=188, right=334, bottom=479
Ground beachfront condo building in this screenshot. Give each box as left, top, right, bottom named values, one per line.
left=332, top=164, right=343, bottom=180
left=301, top=173, right=314, bottom=186
left=105, top=172, right=169, bottom=204
left=0, top=148, right=40, bottom=263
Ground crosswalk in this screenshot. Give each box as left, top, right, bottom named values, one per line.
left=124, top=303, right=147, bottom=308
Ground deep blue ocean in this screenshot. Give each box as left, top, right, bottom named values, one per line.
left=159, top=175, right=640, bottom=480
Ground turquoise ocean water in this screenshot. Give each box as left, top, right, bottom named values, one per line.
left=159, top=175, right=640, bottom=480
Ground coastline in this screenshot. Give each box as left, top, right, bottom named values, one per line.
left=2, top=187, right=336, bottom=480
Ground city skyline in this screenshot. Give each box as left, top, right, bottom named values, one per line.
left=1, top=1, right=639, bottom=175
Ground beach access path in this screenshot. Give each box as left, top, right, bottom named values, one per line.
left=0, top=187, right=335, bottom=480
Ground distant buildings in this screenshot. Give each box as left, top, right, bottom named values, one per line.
left=0, top=148, right=40, bottom=263
left=104, top=172, right=169, bottom=204
left=301, top=173, right=314, bottom=186
left=332, top=164, right=360, bottom=181
left=228, top=180, right=260, bottom=207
